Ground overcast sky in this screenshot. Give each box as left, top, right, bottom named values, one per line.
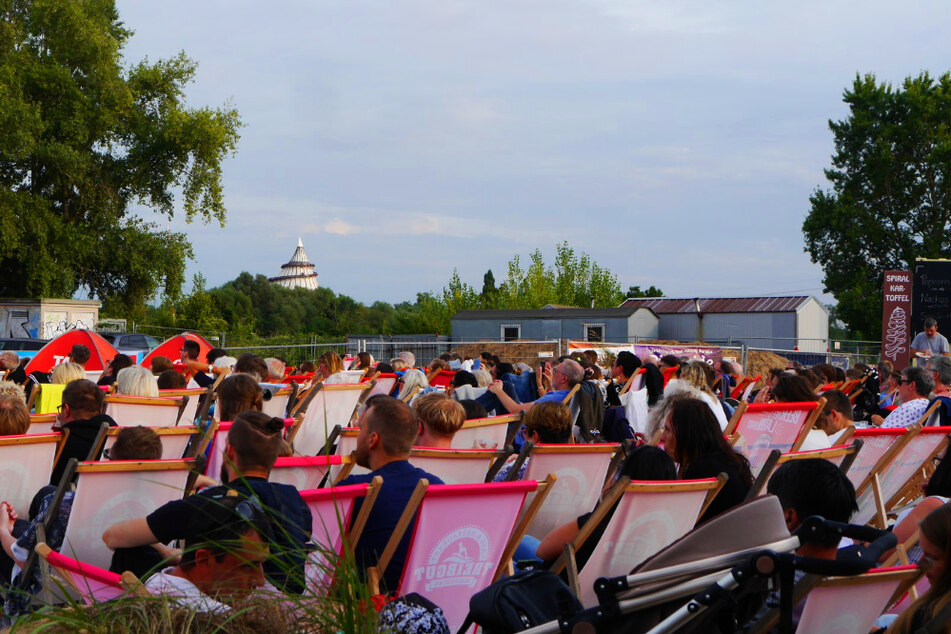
left=117, top=1, right=951, bottom=306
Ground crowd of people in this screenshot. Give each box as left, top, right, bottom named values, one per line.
left=1, top=333, right=951, bottom=632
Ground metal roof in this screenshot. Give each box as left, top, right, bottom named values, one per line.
left=452, top=306, right=658, bottom=321
left=619, top=296, right=815, bottom=314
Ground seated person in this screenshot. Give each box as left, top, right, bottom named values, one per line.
left=536, top=445, right=677, bottom=566
left=103, top=411, right=311, bottom=594
left=458, top=399, right=487, bottom=420
left=486, top=359, right=583, bottom=414
left=116, top=365, right=159, bottom=397
left=145, top=494, right=272, bottom=613
left=493, top=402, right=572, bottom=482
left=337, top=396, right=444, bottom=593
left=873, top=367, right=934, bottom=428
left=233, top=353, right=268, bottom=383
left=0, top=396, right=29, bottom=435
left=263, top=357, right=286, bottom=383
left=150, top=356, right=175, bottom=375
left=414, top=393, right=465, bottom=448
left=157, top=369, right=187, bottom=390
left=49, top=380, right=117, bottom=485
left=217, top=374, right=264, bottom=422
left=97, top=354, right=132, bottom=387
left=816, top=389, right=854, bottom=445
left=0, top=426, right=162, bottom=620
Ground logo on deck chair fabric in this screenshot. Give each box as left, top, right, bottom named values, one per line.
left=604, top=510, right=677, bottom=564
left=412, top=525, right=495, bottom=591
left=544, top=467, right=588, bottom=510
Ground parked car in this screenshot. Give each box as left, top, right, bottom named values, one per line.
left=0, top=337, right=49, bottom=360
left=98, top=333, right=161, bottom=363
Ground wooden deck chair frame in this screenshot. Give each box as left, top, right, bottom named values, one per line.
left=748, top=565, right=923, bottom=634
left=398, top=384, right=420, bottom=403
left=158, top=387, right=208, bottom=425
left=408, top=447, right=512, bottom=485
left=35, top=542, right=150, bottom=602
left=618, top=370, right=645, bottom=397
left=551, top=473, right=727, bottom=598
left=26, top=381, right=40, bottom=412
left=192, top=386, right=215, bottom=427
left=561, top=383, right=581, bottom=405
left=94, top=426, right=200, bottom=462
left=745, top=440, right=864, bottom=500
left=103, top=394, right=186, bottom=427
left=879, top=387, right=898, bottom=407
left=332, top=453, right=357, bottom=485
left=725, top=400, right=826, bottom=473
left=286, top=383, right=373, bottom=448
left=450, top=411, right=524, bottom=450
left=366, top=474, right=556, bottom=593
left=883, top=428, right=951, bottom=513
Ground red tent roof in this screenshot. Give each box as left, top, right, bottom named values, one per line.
left=141, top=332, right=214, bottom=369
left=24, top=330, right=119, bottom=374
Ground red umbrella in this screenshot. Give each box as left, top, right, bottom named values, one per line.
left=24, top=329, right=119, bottom=374
left=141, top=332, right=215, bottom=369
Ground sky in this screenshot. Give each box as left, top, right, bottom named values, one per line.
left=116, top=0, right=951, bottom=307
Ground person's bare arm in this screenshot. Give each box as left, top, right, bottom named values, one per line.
left=0, top=502, right=23, bottom=566
left=488, top=380, right=532, bottom=413
left=536, top=519, right=581, bottom=562
left=881, top=497, right=946, bottom=562
left=102, top=518, right=159, bottom=550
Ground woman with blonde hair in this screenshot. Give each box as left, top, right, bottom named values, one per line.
left=398, top=368, right=429, bottom=402
left=665, top=361, right=730, bottom=431
left=50, top=362, right=85, bottom=385
left=116, top=365, right=159, bottom=397
left=316, top=351, right=343, bottom=382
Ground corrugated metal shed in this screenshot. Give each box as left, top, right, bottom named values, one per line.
left=453, top=306, right=657, bottom=320
left=620, top=296, right=811, bottom=314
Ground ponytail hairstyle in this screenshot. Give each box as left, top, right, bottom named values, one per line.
left=227, top=411, right=285, bottom=472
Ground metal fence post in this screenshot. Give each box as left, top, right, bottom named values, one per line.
left=740, top=343, right=748, bottom=372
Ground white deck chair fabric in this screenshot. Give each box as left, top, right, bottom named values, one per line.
left=576, top=478, right=714, bottom=606
left=450, top=417, right=510, bottom=450
left=103, top=427, right=197, bottom=460
left=27, top=415, right=57, bottom=436
left=159, top=388, right=205, bottom=425
left=731, top=402, right=819, bottom=476
left=295, top=385, right=368, bottom=455
left=300, top=483, right=370, bottom=593
left=330, top=428, right=369, bottom=481
left=0, top=434, right=60, bottom=516
left=323, top=371, right=365, bottom=385
left=367, top=375, right=398, bottom=397
left=521, top=444, right=619, bottom=539
left=62, top=460, right=192, bottom=569
left=847, top=428, right=907, bottom=491
left=619, top=388, right=650, bottom=436
left=408, top=449, right=497, bottom=485
left=260, top=384, right=291, bottom=419
left=269, top=456, right=339, bottom=491
left=104, top=396, right=183, bottom=428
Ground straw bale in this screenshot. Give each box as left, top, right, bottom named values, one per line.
left=452, top=342, right=559, bottom=370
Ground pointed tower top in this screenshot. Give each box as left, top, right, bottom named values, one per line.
left=268, top=238, right=319, bottom=290
left=297, top=236, right=304, bottom=248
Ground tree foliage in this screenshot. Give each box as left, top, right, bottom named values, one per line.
left=0, top=0, right=241, bottom=313
left=626, top=285, right=664, bottom=298
left=804, top=72, right=951, bottom=338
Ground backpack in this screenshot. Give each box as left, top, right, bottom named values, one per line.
left=459, top=570, right=582, bottom=634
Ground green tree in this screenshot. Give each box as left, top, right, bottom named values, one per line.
left=626, top=285, right=664, bottom=298
left=480, top=269, right=499, bottom=309
left=803, top=72, right=951, bottom=338
left=0, top=0, right=241, bottom=313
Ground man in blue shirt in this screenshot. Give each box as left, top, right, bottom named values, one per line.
left=486, top=359, right=583, bottom=413
left=338, top=396, right=443, bottom=593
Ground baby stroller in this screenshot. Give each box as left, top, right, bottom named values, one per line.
left=511, top=495, right=902, bottom=634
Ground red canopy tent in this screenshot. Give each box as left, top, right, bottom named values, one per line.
left=141, top=332, right=214, bottom=369
left=24, top=330, right=119, bottom=375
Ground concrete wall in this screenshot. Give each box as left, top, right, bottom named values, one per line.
left=0, top=299, right=100, bottom=339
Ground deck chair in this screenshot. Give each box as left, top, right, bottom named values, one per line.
left=324, top=370, right=366, bottom=385
left=329, top=427, right=370, bottom=483
left=289, top=383, right=372, bottom=455
left=260, top=384, right=295, bottom=419
left=27, top=413, right=58, bottom=435
left=450, top=412, right=523, bottom=450
left=427, top=369, right=455, bottom=390
left=854, top=425, right=951, bottom=527
left=408, top=447, right=511, bottom=485
left=100, top=426, right=199, bottom=460
left=204, top=418, right=293, bottom=478
left=725, top=400, right=825, bottom=477
left=846, top=427, right=911, bottom=491
left=519, top=443, right=621, bottom=539
left=365, top=373, right=398, bottom=397
left=746, top=441, right=864, bottom=499
left=731, top=376, right=758, bottom=400
left=269, top=455, right=344, bottom=491
left=550, top=474, right=727, bottom=607
left=367, top=477, right=555, bottom=632
left=61, top=459, right=195, bottom=569
left=158, top=388, right=206, bottom=425
left=300, top=478, right=382, bottom=594
left=749, top=565, right=923, bottom=634
left=0, top=433, right=61, bottom=516
left=103, top=395, right=185, bottom=427
left=36, top=542, right=150, bottom=604
left=34, top=383, right=66, bottom=414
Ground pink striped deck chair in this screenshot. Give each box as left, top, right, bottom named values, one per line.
left=204, top=418, right=293, bottom=478
left=330, top=427, right=369, bottom=483
left=726, top=401, right=825, bottom=477
left=269, top=455, right=343, bottom=490
left=65, top=459, right=194, bottom=569
left=300, top=478, right=381, bottom=594
left=854, top=425, right=951, bottom=527
left=36, top=542, right=149, bottom=604
left=519, top=443, right=620, bottom=539
left=847, top=427, right=911, bottom=491
left=260, top=384, right=294, bottom=419
left=290, top=383, right=372, bottom=455
left=158, top=388, right=206, bottom=425
left=450, top=413, right=522, bottom=450
left=550, top=475, right=726, bottom=607
left=0, top=434, right=61, bottom=516
left=368, top=477, right=555, bottom=632
left=746, top=441, right=863, bottom=499
left=104, top=395, right=185, bottom=427
left=408, top=448, right=509, bottom=485
left=365, top=373, right=398, bottom=397
left=27, top=413, right=58, bottom=435
left=101, top=426, right=198, bottom=460
left=749, top=565, right=922, bottom=634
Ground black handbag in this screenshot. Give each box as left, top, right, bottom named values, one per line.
left=457, top=570, right=582, bottom=634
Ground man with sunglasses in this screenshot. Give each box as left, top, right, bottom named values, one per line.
left=873, top=366, right=934, bottom=428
